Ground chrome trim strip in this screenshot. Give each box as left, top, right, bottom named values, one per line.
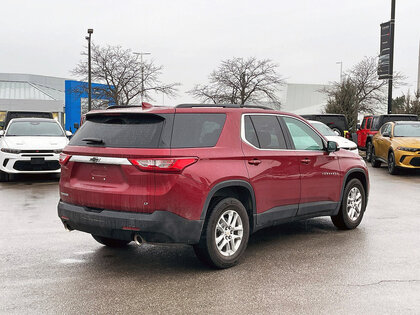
left=69, top=155, right=131, bottom=165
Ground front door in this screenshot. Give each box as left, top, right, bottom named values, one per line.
left=281, top=116, right=341, bottom=216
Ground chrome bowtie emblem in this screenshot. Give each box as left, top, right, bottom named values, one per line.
left=90, top=157, right=101, bottom=163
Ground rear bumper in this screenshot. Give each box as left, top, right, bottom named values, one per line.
left=58, top=201, right=203, bottom=244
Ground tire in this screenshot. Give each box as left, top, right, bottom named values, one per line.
left=91, top=235, right=131, bottom=248
left=0, top=170, right=10, bottom=182
left=331, top=178, right=366, bottom=230
left=388, top=151, right=399, bottom=175
left=193, top=197, right=250, bottom=269
left=370, top=146, right=381, bottom=168
left=365, top=141, right=373, bottom=162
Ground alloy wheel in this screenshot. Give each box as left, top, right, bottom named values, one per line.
left=346, top=187, right=362, bottom=222
left=214, top=209, right=243, bottom=257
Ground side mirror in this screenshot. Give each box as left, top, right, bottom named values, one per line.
left=326, top=141, right=339, bottom=153
left=0, top=121, right=4, bottom=128
left=0, top=130, right=4, bottom=137
left=74, top=123, right=80, bottom=130
left=65, top=131, right=73, bottom=137
left=356, top=123, right=361, bottom=130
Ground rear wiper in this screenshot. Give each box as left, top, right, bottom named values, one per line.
left=82, top=137, right=104, bottom=144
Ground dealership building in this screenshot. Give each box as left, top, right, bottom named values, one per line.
left=0, top=73, right=111, bottom=132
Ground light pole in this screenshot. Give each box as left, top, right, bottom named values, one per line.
left=387, top=0, right=396, bottom=114
left=133, top=52, right=151, bottom=103
left=336, top=61, right=343, bottom=82
left=86, top=29, right=93, bottom=111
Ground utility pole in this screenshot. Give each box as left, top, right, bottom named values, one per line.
left=417, top=40, right=420, bottom=94
left=387, top=0, right=396, bottom=114
left=336, top=61, right=343, bottom=82
left=86, top=29, right=93, bottom=112
left=133, top=52, right=151, bottom=103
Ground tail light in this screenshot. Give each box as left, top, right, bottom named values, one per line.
left=129, top=158, right=198, bottom=173
left=59, top=153, right=71, bottom=166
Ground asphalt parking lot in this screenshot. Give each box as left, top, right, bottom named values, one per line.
left=1, top=165, right=420, bottom=314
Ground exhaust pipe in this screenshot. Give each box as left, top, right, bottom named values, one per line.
left=133, top=234, right=144, bottom=246
left=63, top=222, right=73, bottom=232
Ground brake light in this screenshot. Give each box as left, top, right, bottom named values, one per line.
left=59, top=153, right=71, bottom=166
left=129, top=158, right=198, bottom=172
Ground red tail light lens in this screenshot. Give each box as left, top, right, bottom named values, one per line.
left=59, top=153, right=71, bottom=166
left=129, top=158, right=198, bottom=173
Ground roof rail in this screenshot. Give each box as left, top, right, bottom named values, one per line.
left=176, top=103, right=273, bottom=110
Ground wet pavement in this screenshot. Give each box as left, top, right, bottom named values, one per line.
left=1, top=166, right=420, bottom=314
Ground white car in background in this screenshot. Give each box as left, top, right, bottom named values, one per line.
left=308, top=120, right=358, bottom=154
left=0, top=118, right=71, bottom=182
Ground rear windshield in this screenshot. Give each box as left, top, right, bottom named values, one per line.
left=171, top=113, right=226, bottom=148
left=69, top=114, right=165, bottom=148
left=6, top=121, right=64, bottom=137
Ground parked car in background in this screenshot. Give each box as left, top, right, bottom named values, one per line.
left=300, top=114, right=350, bottom=138
left=0, top=118, right=71, bottom=182
left=0, top=111, right=54, bottom=130
left=308, top=120, right=358, bottom=154
left=357, top=114, right=418, bottom=161
left=371, top=121, right=420, bottom=174
left=58, top=104, right=369, bottom=268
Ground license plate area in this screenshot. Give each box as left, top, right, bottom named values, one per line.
left=31, top=157, right=45, bottom=165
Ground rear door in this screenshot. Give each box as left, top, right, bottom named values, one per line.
left=59, top=112, right=173, bottom=213
left=281, top=116, right=341, bottom=215
left=241, top=114, right=301, bottom=221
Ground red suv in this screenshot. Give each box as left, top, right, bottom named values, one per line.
left=58, top=104, right=369, bottom=268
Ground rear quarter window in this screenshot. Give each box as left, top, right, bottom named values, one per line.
left=171, top=113, right=226, bottom=148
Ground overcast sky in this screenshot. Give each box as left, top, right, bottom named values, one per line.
left=0, top=0, right=419, bottom=105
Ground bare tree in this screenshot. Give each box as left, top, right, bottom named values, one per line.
left=188, top=57, right=285, bottom=108
left=323, top=56, right=406, bottom=129
left=72, top=44, right=179, bottom=106
left=392, top=90, right=420, bottom=115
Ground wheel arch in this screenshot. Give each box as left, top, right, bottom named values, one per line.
left=200, top=180, right=256, bottom=233
left=335, top=168, right=369, bottom=215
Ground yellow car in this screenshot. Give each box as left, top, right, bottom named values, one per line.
left=371, top=121, right=420, bottom=174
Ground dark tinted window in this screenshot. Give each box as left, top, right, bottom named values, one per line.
left=171, top=113, right=226, bottom=148
left=69, top=114, right=165, bottom=148
left=367, top=118, right=372, bottom=129
left=361, top=118, right=367, bottom=129
left=249, top=115, right=287, bottom=149
left=244, top=116, right=259, bottom=147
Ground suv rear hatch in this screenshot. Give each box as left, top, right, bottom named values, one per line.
left=59, top=110, right=175, bottom=213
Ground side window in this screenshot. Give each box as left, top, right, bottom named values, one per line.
left=283, top=117, right=324, bottom=151
left=367, top=118, right=372, bottom=129
left=244, top=116, right=259, bottom=147
left=380, top=123, right=390, bottom=135
left=361, top=118, right=367, bottom=129
left=245, top=115, right=287, bottom=149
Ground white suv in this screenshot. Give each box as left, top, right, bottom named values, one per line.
left=0, top=118, right=71, bottom=181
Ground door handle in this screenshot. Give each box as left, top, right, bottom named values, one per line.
left=301, top=158, right=311, bottom=165
left=248, top=159, right=261, bottom=165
